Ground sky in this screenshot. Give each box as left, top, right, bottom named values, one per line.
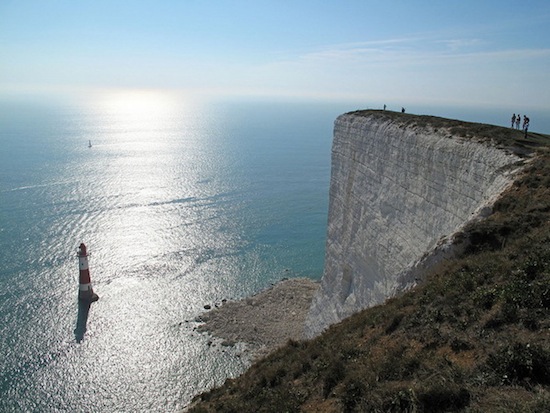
left=1, top=0, right=550, bottom=109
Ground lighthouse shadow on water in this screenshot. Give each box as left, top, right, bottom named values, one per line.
left=74, top=301, right=92, bottom=343
left=74, top=243, right=99, bottom=343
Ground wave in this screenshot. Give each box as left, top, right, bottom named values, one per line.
left=2, top=180, right=73, bottom=193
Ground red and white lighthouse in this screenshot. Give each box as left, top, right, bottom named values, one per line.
left=77, top=243, right=99, bottom=302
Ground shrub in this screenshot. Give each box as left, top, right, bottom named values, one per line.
left=382, top=387, right=417, bottom=413
left=323, top=359, right=345, bottom=398
left=487, top=342, right=550, bottom=385
left=416, top=384, right=470, bottom=412
left=385, top=314, right=404, bottom=334
left=474, top=287, right=498, bottom=310
left=340, top=377, right=365, bottom=413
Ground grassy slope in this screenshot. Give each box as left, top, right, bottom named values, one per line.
left=189, top=113, right=550, bottom=412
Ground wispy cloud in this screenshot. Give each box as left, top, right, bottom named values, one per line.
left=294, top=36, right=550, bottom=67
left=300, top=37, right=426, bottom=61
left=435, top=38, right=484, bottom=52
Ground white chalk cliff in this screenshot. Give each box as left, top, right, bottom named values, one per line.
left=306, top=111, right=522, bottom=337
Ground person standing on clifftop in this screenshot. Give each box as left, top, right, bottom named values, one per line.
left=516, top=114, right=521, bottom=129
left=511, top=113, right=516, bottom=128
left=523, top=115, right=530, bottom=137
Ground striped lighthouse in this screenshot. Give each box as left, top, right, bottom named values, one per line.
left=77, top=243, right=99, bottom=302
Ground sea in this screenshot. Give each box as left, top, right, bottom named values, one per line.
left=1, top=90, right=548, bottom=412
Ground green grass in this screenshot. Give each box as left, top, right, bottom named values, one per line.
left=189, top=114, right=550, bottom=412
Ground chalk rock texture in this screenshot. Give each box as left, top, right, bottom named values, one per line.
left=306, top=112, right=521, bottom=337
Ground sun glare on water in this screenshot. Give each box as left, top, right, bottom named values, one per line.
left=80, top=89, right=208, bottom=267
left=94, top=89, right=186, bottom=125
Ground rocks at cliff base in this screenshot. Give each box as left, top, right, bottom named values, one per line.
left=197, top=278, right=319, bottom=359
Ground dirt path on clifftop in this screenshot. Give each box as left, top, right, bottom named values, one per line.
left=197, top=278, right=319, bottom=359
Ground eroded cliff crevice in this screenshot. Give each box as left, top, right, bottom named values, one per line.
left=306, top=111, right=524, bottom=337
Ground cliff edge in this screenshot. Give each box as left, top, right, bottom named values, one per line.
left=306, top=111, right=523, bottom=336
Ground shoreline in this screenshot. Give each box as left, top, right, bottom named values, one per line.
left=196, top=278, right=319, bottom=359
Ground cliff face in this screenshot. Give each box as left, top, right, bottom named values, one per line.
left=306, top=112, right=522, bottom=337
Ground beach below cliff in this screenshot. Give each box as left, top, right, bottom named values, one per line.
left=197, top=278, right=319, bottom=359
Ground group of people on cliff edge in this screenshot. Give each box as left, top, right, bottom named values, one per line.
left=511, top=113, right=530, bottom=136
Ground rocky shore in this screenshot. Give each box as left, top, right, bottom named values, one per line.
left=197, top=278, right=319, bottom=359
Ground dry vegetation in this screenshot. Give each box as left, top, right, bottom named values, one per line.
left=189, top=113, right=550, bottom=412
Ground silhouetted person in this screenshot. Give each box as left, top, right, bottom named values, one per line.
left=401, top=107, right=405, bottom=113
left=515, top=114, right=521, bottom=129
left=511, top=113, right=516, bottom=128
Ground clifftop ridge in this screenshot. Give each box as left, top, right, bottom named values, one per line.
left=348, top=110, right=541, bottom=156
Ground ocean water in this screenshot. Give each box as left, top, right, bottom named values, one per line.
left=0, top=92, right=343, bottom=412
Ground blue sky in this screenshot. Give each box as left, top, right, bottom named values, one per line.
left=1, top=0, right=549, bottom=109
